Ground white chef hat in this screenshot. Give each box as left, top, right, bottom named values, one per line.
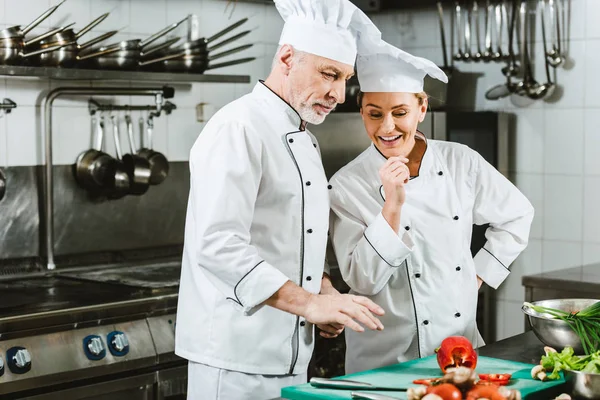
left=274, top=0, right=381, bottom=66
left=357, top=39, right=448, bottom=93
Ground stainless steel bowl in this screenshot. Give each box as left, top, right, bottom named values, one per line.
left=564, top=369, right=600, bottom=400
left=522, top=299, right=600, bottom=354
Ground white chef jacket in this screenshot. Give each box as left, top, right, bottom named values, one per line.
left=175, top=82, right=330, bottom=375
left=329, top=138, right=534, bottom=374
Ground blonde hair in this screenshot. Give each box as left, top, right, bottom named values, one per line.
left=357, top=91, right=428, bottom=108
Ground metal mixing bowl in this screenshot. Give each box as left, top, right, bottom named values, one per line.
left=522, top=298, right=600, bottom=354
left=564, top=369, right=600, bottom=400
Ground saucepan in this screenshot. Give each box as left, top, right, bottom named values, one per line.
left=136, top=114, right=169, bottom=185
left=0, top=0, right=65, bottom=41
left=122, top=114, right=151, bottom=195
left=172, top=17, right=249, bottom=53
left=74, top=115, right=119, bottom=195
left=139, top=45, right=255, bottom=73
left=0, top=24, right=76, bottom=65
left=31, top=13, right=110, bottom=50
left=29, top=30, right=119, bottom=67
left=108, top=115, right=131, bottom=199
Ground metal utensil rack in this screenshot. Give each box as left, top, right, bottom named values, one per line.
left=42, top=86, right=175, bottom=271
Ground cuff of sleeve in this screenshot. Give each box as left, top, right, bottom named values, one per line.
left=363, top=212, right=414, bottom=267
left=474, top=248, right=510, bottom=289
left=233, top=261, right=290, bottom=315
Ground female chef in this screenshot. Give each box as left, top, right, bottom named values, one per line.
left=328, top=40, right=534, bottom=374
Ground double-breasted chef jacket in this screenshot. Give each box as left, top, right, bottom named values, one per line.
left=329, top=137, right=534, bottom=374
left=176, top=81, right=330, bottom=375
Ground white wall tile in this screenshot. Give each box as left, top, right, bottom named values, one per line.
left=584, top=108, right=600, bottom=176
left=5, top=78, right=49, bottom=107
left=584, top=39, right=600, bottom=107
left=583, top=242, right=600, bottom=264
left=263, top=3, right=283, bottom=46
left=129, top=0, right=167, bottom=36
left=543, top=175, right=583, bottom=241
left=91, top=0, right=129, bottom=33
left=514, top=173, right=544, bottom=239
left=503, top=300, right=526, bottom=339
left=585, top=0, right=600, bottom=38
left=544, top=109, right=584, bottom=175
left=5, top=0, right=51, bottom=28
left=542, top=239, right=583, bottom=272
left=166, top=107, right=202, bottom=161
left=513, top=109, right=545, bottom=173
left=566, top=0, right=586, bottom=41
left=583, top=177, right=600, bottom=243
left=6, top=106, right=42, bottom=166
left=497, top=239, right=542, bottom=303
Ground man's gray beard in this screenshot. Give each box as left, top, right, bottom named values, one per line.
left=288, top=87, right=330, bottom=125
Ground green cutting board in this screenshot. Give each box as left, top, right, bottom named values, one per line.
left=281, top=356, right=566, bottom=399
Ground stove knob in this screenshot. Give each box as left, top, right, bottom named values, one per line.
left=83, top=335, right=106, bottom=361
left=6, top=347, right=31, bottom=374
left=0, top=356, right=4, bottom=377
left=107, top=331, right=129, bottom=356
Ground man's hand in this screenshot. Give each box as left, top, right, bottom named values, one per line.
left=477, top=276, right=483, bottom=289
left=303, top=293, right=385, bottom=333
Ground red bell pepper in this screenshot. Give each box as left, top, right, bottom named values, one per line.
left=435, top=336, right=478, bottom=373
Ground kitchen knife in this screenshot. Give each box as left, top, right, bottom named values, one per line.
left=351, top=392, right=402, bottom=400
left=309, top=377, right=408, bottom=391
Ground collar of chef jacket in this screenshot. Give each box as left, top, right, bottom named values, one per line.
left=252, top=80, right=307, bottom=132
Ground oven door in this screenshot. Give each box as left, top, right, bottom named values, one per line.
left=22, top=373, right=155, bottom=400
left=156, top=366, right=187, bottom=400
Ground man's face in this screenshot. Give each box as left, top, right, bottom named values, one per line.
left=284, top=52, right=355, bottom=125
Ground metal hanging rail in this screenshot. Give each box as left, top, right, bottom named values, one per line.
left=88, top=99, right=177, bottom=116
left=42, top=86, right=175, bottom=270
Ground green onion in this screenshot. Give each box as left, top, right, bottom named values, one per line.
left=524, top=301, right=600, bottom=355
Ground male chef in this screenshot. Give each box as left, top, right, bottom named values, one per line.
left=175, top=1, right=384, bottom=399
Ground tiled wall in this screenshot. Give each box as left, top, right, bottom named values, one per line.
left=368, top=0, right=600, bottom=341
left=2, top=0, right=599, bottom=342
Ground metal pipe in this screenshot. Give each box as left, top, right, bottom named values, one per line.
left=43, top=86, right=173, bottom=270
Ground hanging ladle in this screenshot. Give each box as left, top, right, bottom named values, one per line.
left=453, top=2, right=465, bottom=61
left=482, top=0, right=493, bottom=61
left=485, top=0, right=520, bottom=100
left=546, top=0, right=564, bottom=67
left=500, top=0, right=519, bottom=76
left=526, top=0, right=555, bottom=99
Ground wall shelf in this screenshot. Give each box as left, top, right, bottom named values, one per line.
left=0, top=65, right=250, bottom=84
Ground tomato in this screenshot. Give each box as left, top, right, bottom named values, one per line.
left=426, top=383, right=462, bottom=400
left=466, top=384, right=507, bottom=400
left=435, top=336, right=478, bottom=373
left=478, top=373, right=512, bottom=386
left=413, top=378, right=442, bottom=386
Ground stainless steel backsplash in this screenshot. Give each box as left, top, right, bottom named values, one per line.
left=0, top=162, right=190, bottom=270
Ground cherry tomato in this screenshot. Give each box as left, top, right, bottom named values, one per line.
left=426, top=383, right=462, bottom=400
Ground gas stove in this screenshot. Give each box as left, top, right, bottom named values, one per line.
left=0, top=263, right=186, bottom=399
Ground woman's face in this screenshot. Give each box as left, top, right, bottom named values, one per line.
left=360, top=92, right=428, bottom=158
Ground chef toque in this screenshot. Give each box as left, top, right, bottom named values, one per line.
left=274, top=0, right=381, bottom=66
left=356, top=39, right=448, bottom=93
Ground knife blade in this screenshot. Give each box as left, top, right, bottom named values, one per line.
left=351, top=392, right=402, bottom=400
left=309, top=377, right=408, bottom=391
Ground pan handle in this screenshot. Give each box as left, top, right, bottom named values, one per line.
left=207, top=30, right=251, bottom=52
left=75, top=12, right=110, bottom=40
left=205, top=17, right=249, bottom=44
left=21, top=41, right=75, bottom=58
left=111, top=115, right=123, bottom=160
left=98, top=115, right=106, bottom=151
left=139, top=17, right=187, bottom=49
left=125, top=114, right=137, bottom=153
left=140, top=37, right=181, bottom=58
left=78, top=30, right=119, bottom=51
left=23, top=23, right=75, bottom=47
left=205, top=56, right=256, bottom=71
left=209, top=44, right=253, bottom=61
left=21, top=0, right=66, bottom=35
left=138, top=51, right=187, bottom=67
left=77, top=45, right=122, bottom=61
left=146, top=115, right=154, bottom=150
